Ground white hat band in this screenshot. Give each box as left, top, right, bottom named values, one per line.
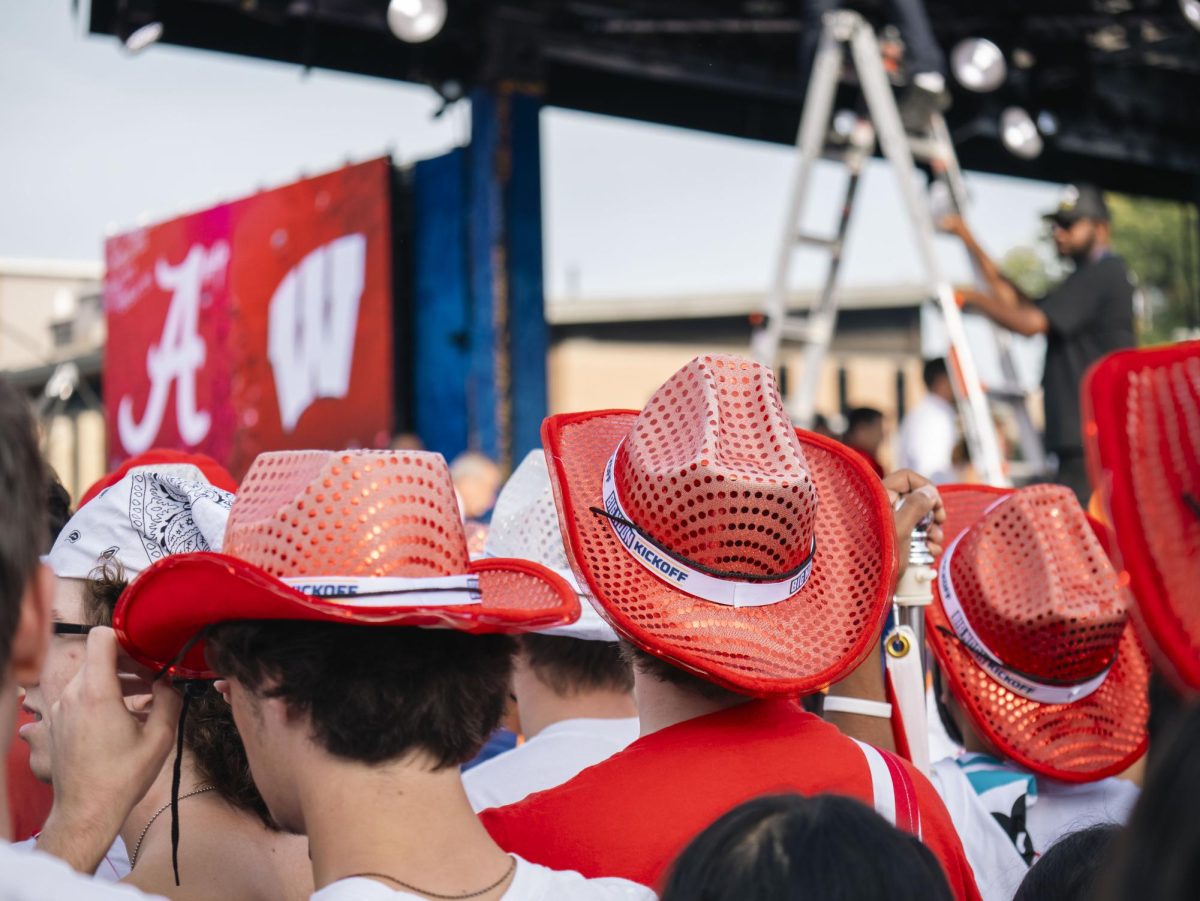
left=281, top=574, right=482, bottom=608
left=601, top=446, right=814, bottom=608
left=938, top=530, right=1112, bottom=705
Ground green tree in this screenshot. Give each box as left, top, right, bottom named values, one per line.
left=1000, top=244, right=1056, bottom=298
left=1108, top=194, right=1200, bottom=344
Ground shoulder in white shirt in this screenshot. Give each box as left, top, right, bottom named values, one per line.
left=0, top=840, right=163, bottom=900
left=896, top=394, right=958, bottom=484
left=464, top=717, right=639, bottom=812
left=310, top=855, right=656, bottom=901
left=930, top=756, right=1138, bottom=901
left=12, top=834, right=130, bottom=882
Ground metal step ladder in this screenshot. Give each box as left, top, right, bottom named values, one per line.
left=752, top=9, right=1043, bottom=487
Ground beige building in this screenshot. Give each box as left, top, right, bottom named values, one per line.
left=548, top=284, right=937, bottom=471
left=2, top=263, right=977, bottom=497
left=0, top=258, right=107, bottom=499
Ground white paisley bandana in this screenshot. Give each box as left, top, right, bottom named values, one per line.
left=47, top=463, right=233, bottom=581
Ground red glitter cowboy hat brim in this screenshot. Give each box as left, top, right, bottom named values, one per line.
left=543, top=410, right=897, bottom=698
left=115, top=553, right=579, bottom=679
left=927, top=485, right=1149, bottom=783
left=1083, top=341, right=1200, bottom=691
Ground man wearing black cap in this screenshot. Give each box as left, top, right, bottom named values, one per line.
left=940, top=184, right=1136, bottom=503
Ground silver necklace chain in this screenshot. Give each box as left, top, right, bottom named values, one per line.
left=129, top=784, right=216, bottom=869
left=344, top=855, right=517, bottom=900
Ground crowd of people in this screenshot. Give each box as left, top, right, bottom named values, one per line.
left=0, top=337, right=1197, bottom=901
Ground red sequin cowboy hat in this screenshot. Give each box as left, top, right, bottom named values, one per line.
left=1083, top=340, right=1200, bottom=691
left=115, top=450, right=579, bottom=678
left=927, top=484, right=1149, bottom=782
left=541, top=354, right=897, bottom=697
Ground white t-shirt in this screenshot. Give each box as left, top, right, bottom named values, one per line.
left=896, top=393, right=958, bottom=484
left=13, top=834, right=130, bottom=882
left=0, top=840, right=162, bottom=900
left=464, top=717, right=639, bottom=812
left=930, top=755, right=1139, bottom=901
left=310, top=855, right=655, bottom=900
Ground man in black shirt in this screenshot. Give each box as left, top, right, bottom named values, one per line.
left=940, top=184, right=1136, bottom=503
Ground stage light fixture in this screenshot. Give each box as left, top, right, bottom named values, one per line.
left=1000, top=107, right=1043, bottom=159
left=950, top=38, right=1006, bottom=93
left=123, top=21, right=163, bottom=54
left=1182, top=0, right=1200, bottom=31
left=1036, top=111, right=1059, bottom=137
left=387, top=0, right=446, bottom=43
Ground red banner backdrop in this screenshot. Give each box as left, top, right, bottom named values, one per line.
left=104, top=158, right=393, bottom=478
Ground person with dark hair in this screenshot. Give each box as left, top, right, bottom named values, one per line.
left=463, top=451, right=638, bottom=811
left=941, top=184, right=1135, bottom=503
left=1101, top=702, right=1200, bottom=901
left=113, top=449, right=655, bottom=900
left=0, top=377, right=181, bottom=899
left=897, top=357, right=958, bottom=484
left=842, top=406, right=887, bottom=478
left=6, top=468, right=73, bottom=841
left=20, top=461, right=313, bottom=897
left=661, top=793, right=954, bottom=901
left=477, top=356, right=980, bottom=900
left=45, top=471, right=72, bottom=552
left=835, top=482, right=1147, bottom=901
left=1012, top=823, right=1120, bottom=901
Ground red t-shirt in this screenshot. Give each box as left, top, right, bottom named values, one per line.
left=481, top=700, right=981, bottom=901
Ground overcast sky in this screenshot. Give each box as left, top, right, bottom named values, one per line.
left=0, top=0, right=1062, bottom=300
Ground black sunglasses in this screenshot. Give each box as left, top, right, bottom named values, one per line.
left=52, top=623, right=95, bottom=636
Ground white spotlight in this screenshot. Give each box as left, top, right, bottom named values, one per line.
left=1182, top=0, right=1200, bottom=31
left=1036, top=111, right=1059, bottom=137
left=1000, top=107, right=1043, bottom=160
left=950, top=38, right=1007, bottom=93
left=123, top=21, right=163, bottom=54
left=387, top=0, right=447, bottom=43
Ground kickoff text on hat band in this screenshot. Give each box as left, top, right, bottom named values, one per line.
left=280, top=574, right=482, bottom=608
left=600, top=446, right=814, bottom=608
left=938, top=531, right=1112, bottom=705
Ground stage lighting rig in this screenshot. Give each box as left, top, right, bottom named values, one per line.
left=387, top=0, right=447, bottom=43
left=950, top=38, right=1006, bottom=93
left=1182, top=0, right=1200, bottom=31
left=1000, top=107, right=1043, bottom=159
left=123, top=21, right=162, bottom=53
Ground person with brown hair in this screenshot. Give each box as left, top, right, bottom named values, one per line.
left=113, top=449, right=656, bottom=900
left=464, top=451, right=638, bottom=811
left=478, top=355, right=980, bottom=900
left=21, top=461, right=312, bottom=899
left=0, top=377, right=180, bottom=899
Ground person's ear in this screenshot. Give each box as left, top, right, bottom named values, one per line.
left=12, top=564, right=54, bottom=685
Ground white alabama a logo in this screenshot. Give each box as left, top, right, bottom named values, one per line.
left=268, top=234, right=367, bottom=432
left=117, top=243, right=228, bottom=455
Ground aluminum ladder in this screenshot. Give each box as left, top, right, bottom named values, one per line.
left=752, top=9, right=1038, bottom=486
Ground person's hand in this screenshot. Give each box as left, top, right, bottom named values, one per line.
left=37, top=627, right=181, bottom=873
left=883, top=469, right=946, bottom=578
left=937, top=213, right=969, bottom=239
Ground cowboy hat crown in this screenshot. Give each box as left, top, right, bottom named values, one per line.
left=943, top=484, right=1127, bottom=686
left=610, top=355, right=819, bottom=583
left=541, top=353, right=896, bottom=697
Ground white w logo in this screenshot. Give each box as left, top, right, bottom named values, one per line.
left=267, top=234, right=368, bottom=432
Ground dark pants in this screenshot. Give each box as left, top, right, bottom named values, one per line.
left=798, top=0, right=947, bottom=86
left=1052, top=449, right=1091, bottom=507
